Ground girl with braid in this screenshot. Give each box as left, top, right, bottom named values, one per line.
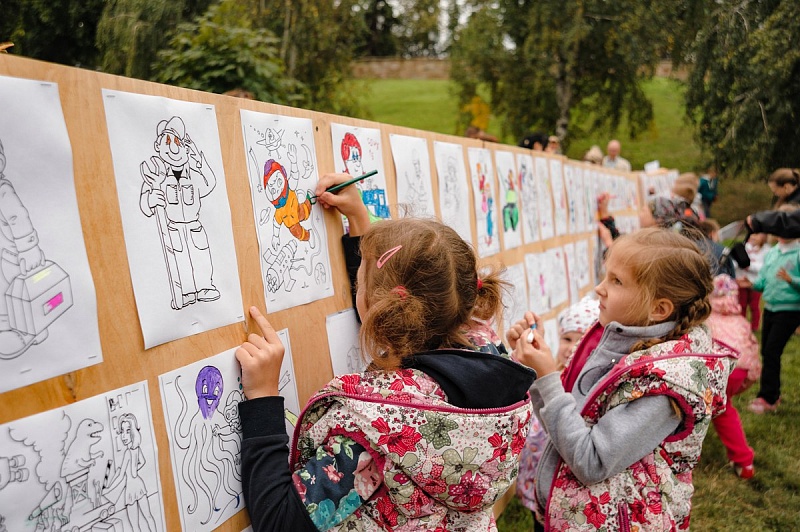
left=507, top=227, right=737, bottom=531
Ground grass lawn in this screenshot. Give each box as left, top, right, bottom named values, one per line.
left=497, top=332, right=800, bottom=531
left=359, top=77, right=704, bottom=174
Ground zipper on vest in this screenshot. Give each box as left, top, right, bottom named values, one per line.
left=617, top=502, right=631, bottom=532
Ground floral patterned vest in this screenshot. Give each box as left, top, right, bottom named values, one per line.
left=545, top=325, right=736, bottom=531
left=290, top=363, right=532, bottom=532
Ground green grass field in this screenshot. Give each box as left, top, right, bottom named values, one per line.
left=359, top=77, right=704, bottom=174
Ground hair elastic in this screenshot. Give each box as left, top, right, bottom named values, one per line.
left=476, top=278, right=483, bottom=290
left=376, top=245, right=403, bottom=269
left=391, top=285, right=408, bottom=300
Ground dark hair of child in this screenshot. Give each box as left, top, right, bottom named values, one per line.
left=607, top=227, right=713, bottom=352
left=357, top=218, right=507, bottom=369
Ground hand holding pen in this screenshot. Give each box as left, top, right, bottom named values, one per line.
left=313, top=172, right=375, bottom=236
left=506, top=311, right=556, bottom=377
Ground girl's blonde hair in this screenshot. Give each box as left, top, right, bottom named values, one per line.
left=606, top=227, right=713, bottom=352
left=358, top=218, right=507, bottom=369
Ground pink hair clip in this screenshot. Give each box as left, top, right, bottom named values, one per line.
left=376, top=245, right=403, bottom=269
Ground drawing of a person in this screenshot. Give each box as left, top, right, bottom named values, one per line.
left=341, top=133, right=365, bottom=177
left=139, top=116, right=219, bottom=310
left=262, top=144, right=315, bottom=250
left=478, top=165, right=493, bottom=245
left=105, top=413, right=157, bottom=532
left=341, top=133, right=388, bottom=221
left=0, top=139, right=49, bottom=358
left=443, top=156, right=460, bottom=213
left=503, top=169, right=519, bottom=231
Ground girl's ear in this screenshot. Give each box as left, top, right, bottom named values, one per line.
left=648, top=298, right=675, bottom=323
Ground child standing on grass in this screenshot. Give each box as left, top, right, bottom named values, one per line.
left=706, top=274, right=761, bottom=478
left=236, top=214, right=535, bottom=531
left=737, top=232, right=769, bottom=331
left=742, top=205, right=800, bottom=414
left=507, top=227, right=736, bottom=530
left=516, top=296, right=600, bottom=529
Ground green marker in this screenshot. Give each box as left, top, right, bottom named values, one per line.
left=309, top=170, right=378, bottom=204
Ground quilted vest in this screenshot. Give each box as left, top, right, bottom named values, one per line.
left=290, top=363, right=532, bottom=532
left=544, top=325, right=736, bottom=531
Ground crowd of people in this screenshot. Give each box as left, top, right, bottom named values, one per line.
left=230, top=154, right=798, bottom=531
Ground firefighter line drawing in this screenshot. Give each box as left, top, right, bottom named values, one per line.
left=388, top=134, right=435, bottom=218
left=433, top=141, right=472, bottom=245
left=139, top=116, right=220, bottom=311
left=0, top=382, right=165, bottom=532
left=240, top=111, right=333, bottom=314
left=0, top=138, right=73, bottom=360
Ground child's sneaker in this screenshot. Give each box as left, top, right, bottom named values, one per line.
left=734, top=462, right=755, bottom=479
left=747, top=397, right=780, bottom=414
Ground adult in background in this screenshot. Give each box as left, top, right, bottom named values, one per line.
left=602, top=139, right=632, bottom=172
left=545, top=135, right=562, bottom=154
left=745, top=169, right=800, bottom=237
left=583, top=145, right=604, bottom=165
left=518, top=132, right=547, bottom=152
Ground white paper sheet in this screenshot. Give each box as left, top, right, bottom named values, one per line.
left=543, top=319, right=559, bottom=360
left=103, top=90, right=244, bottom=348
left=583, top=168, right=598, bottom=232
left=330, top=123, right=390, bottom=230
left=534, top=156, right=555, bottom=241
left=0, top=75, right=102, bottom=393
left=276, top=328, right=302, bottom=435
left=575, top=239, right=592, bottom=289
left=0, top=381, right=166, bottom=532
left=159, top=349, right=247, bottom=532
left=501, top=263, right=529, bottom=333
left=494, top=150, right=524, bottom=249
left=524, top=252, right=550, bottom=314
left=545, top=247, right=569, bottom=309
left=467, top=147, right=501, bottom=257
left=549, top=159, right=568, bottom=236
left=517, top=153, right=541, bottom=244
left=240, top=110, right=334, bottom=313
left=433, top=141, right=472, bottom=245
left=564, top=242, right=579, bottom=304
left=326, top=308, right=366, bottom=376
left=389, top=134, right=436, bottom=218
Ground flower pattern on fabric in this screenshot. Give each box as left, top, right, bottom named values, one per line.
left=291, top=365, right=532, bottom=531
left=515, top=414, right=547, bottom=512
left=545, top=325, right=736, bottom=531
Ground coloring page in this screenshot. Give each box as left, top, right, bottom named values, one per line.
left=584, top=168, right=598, bottom=232
left=326, top=308, right=366, bottom=376
left=500, top=262, right=528, bottom=333
left=533, top=155, right=555, bottom=241
left=0, top=75, right=102, bottom=393
left=549, top=159, right=568, bottom=236
left=545, top=247, right=569, bottom=309
left=240, top=111, right=334, bottom=313
left=564, top=163, right=587, bottom=234
left=564, top=242, right=579, bottom=304
left=433, top=141, right=472, bottom=245
left=494, top=150, right=524, bottom=249
left=467, top=147, right=501, bottom=257
left=563, top=164, right=578, bottom=234
left=389, top=134, right=436, bottom=218
left=524, top=247, right=568, bottom=313
left=276, top=328, right=301, bottom=436
left=543, top=319, right=559, bottom=360
left=0, top=381, right=166, bottom=532
left=524, top=252, right=550, bottom=314
left=517, top=152, right=541, bottom=244
left=330, top=123, right=390, bottom=231
left=159, top=349, right=247, bottom=532
left=103, top=90, right=244, bottom=349
left=575, top=239, right=592, bottom=289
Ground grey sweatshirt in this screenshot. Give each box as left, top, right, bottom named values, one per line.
left=533, top=321, right=683, bottom=509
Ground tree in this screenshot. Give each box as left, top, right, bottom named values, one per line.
left=0, top=0, right=105, bottom=68
left=152, top=0, right=304, bottom=106
left=394, top=0, right=441, bottom=57
left=685, top=0, right=800, bottom=176
left=250, top=0, right=368, bottom=116
left=95, top=0, right=212, bottom=80
left=358, top=0, right=399, bottom=57
left=450, top=1, right=703, bottom=144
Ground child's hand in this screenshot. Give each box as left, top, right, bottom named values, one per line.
left=505, top=311, right=543, bottom=350
left=777, top=268, right=792, bottom=283
left=235, top=306, right=285, bottom=399
left=736, top=277, right=752, bottom=288
left=513, top=328, right=557, bottom=378
left=315, top=173, right=371, bottom=236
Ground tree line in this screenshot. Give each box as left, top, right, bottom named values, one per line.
left=2, top=0, right=797, bottom=176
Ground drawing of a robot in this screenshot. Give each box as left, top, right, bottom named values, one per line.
left=0, top=139, right=73, bottom=360
left=139, top=116, right=220, bottom=311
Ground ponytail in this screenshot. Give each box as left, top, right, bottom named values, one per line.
left=472, top=265, right=509, bottom=323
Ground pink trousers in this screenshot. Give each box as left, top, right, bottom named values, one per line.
left=712, top=367, right=754, bottom=466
